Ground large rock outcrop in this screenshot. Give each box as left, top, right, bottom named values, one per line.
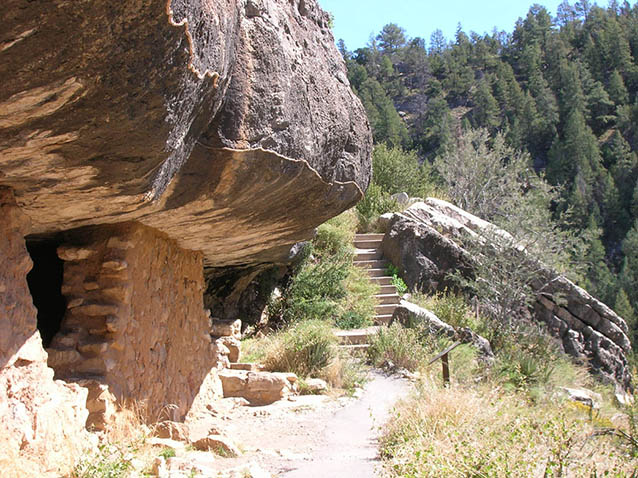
left=0, top=0, right=372, bottom=474
left=0, top=0, right=371, bottom=266
left=0, top=188, right=90, bottom=477
left=382, top=199, right=632, bottom=390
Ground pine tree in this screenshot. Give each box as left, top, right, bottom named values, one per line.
left=614, top=288, right=636, bottom=345
left=471, top=77, right=500, bottom=131
left=620, top=219, right=638, bottom=306
left=376, top=23, right=406, bottom=56
left=607, top=69, right=629, bottom=104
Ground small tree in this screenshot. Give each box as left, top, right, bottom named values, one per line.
left=434, top=127, right=583, bottom=277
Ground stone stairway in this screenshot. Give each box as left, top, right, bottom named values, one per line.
left=335, top=234, right=401, bottom=351
left=353, top=233, right=400, bottom=325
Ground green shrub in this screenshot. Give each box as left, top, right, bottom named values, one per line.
left=385, top=264, right=408, bottom=294
left=336, top=264, right=377, bottom=329
left=262, top=320, right=339, bottom=379
left=356, top=183, right=400, bottom=232
left=372, top=144, right=438, bottom=198
left=71, top=445, right=131, bottom=478
left=314, top=211, right=357, bottom=257
left=268, top=210, right=377, bottom=328
left=413, top=291, right=481, bottom=331
left=367, top=323, right=429, bottom=371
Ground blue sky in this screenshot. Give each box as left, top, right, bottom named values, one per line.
left=317, top=0, right=567, bottom=50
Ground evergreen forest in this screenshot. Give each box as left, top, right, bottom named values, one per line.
left=338, top=0, right=638, bottom=350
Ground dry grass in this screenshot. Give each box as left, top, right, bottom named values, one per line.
left=381, top=376, right=638, bottom=477
left=71, top=402, right=176, bottom=478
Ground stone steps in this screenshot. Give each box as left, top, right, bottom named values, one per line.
left=376, top=293, right=400, bottom=304
left=354, top=249, right=383, bottom=261
left=334, top=326, right=381, bottom=345
left=377, top=284, right=397, bottom=294
left=353, top=259, right=388, bottom=269
left=371, top=276, right=393, bottom=286
left=367, top=268, right=389, bottom=278
left=375, top=314, right=393, bottom=325
left=229, top=363, right=264, bottom=372
left=353, top=233, right=401, bottom=326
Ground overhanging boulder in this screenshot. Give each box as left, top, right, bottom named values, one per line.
left=0, top=0, right=372, bottom=266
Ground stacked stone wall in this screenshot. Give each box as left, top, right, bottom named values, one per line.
left=48, top=222, right=221, bottom=422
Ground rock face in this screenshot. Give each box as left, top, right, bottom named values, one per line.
left=0, top=0, right=371, bottom=266
left=382, top=199, right=632, bottom=389
left=0, top=188, right=90, bottom=477
left=391, top=299, right=493, bottom=358
left=0, top=0, right=372, bottom=473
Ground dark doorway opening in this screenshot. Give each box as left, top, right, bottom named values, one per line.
left=26, top=239, right=66, bottom=348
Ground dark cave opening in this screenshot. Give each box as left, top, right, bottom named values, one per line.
left=26, top=239, right=66, bottom=348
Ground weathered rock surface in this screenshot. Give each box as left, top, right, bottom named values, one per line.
left=0, top=188, right=91, bottom=477
left=382, top=199, right=632, bottom=389
left=0, top=0, right=371, bottom=266
left=219, top=370, right=298, bottom=405
left=391, top=300, right=493, bottom=358
left=392, top=300, right=456, bottom=337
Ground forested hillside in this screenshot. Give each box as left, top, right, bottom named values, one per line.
left=338, top=0, right=638, bottom=347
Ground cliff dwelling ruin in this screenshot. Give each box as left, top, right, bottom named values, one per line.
left=0, top=0, right=372, bottom=474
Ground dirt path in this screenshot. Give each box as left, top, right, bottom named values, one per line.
left=201, top=370, right=411, bottom=477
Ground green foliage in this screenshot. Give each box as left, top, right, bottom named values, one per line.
left=158, top=448, right=176, bottom=460
left=367, top=323, right=429, bottom=371
left=414, top=291, right=481, bottom=331
left=269, top=211, right=376, bottom=329
left=371, top=144, right=434, bottom=198
left=385, top=264, right=407, bottom=295
left=356, top=144, right=443, bottom=232
left=344, top=7, right=638, bottom=349
left=355, top=182, right=399, bottom=232
left=72, top=445, right=131, bottom=478
left=262, top=320, right=338, bottom=379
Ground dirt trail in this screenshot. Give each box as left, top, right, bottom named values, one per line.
left=204, top=370, right=411, bottom=477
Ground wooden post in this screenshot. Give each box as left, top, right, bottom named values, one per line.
left=442, top=352, right=450, bottom=386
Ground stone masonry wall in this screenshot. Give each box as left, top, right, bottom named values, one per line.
left=48, top=222, right=221, bottom=422
left=0, top=187, right=89, bottom=477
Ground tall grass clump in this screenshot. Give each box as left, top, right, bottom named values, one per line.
left=262, top=320, right=339, bottom=379
left=381, top=377, right=638, bottom=477
left=367, top=323, right=430, bottom=371
left=248, top=320, right=365, bottom=390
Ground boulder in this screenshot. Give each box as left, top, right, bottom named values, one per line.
left=0, top=0, right=371, bottom=268
left=391, top=192, right=410, bottom=205
left=392, top=300, right=456, bottom=337
left=559, top=387, right=603, bottom=410
left=303, top=378, right=328, bottom=394
left=193, top=434, right=241, bottom=457
left=154, top=421, right=190, bottom=442
left=375, top=213, right=394, bottom=233
left=218, top=370, right=298, bottom=405
left=383, top=199, right=632, bottom=390
left=457, top=327, right=494, bottom=359
left=211, top=319, right=242, bottom=340
left=382, top=214, right=473, bottom=293
left=218, top=337, right=242, bottom=363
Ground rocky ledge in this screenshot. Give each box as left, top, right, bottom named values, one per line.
left=381, top=199, right=632, bottom=390
left=0, top=0, right=371, bottom=265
